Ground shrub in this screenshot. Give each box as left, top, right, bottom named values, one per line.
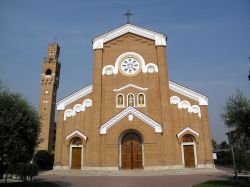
left=16, top=162, right=38, bottom=181
left=33, top=150, right=53, bottom=170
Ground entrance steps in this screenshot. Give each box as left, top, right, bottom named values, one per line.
left=40, top=168, right=224, bottom=176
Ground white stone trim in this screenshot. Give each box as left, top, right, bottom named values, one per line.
left=93, top=24, right=166, bottom=49
left=81, top=167, right=119, bottom=170
left=102, top=65, right=115, bottom=75
left=57, top=85, right=93, bottom=110
left=170, top=96, right=201, bottom=117
left=100, top=106, right=162, bottom=134
left=64, top=99, right=92, bottom=120
left=144, top=63, right=158, bottom=73
left=177, top=127, right=199, bottom=138
left=102, top=52, right=159, bottom=76
left=66, top=130, right=88, bottom=141
left=113, top=84, right=148, bottom=92
left=169, top=81, right=208, bottom=105
left=181, top=142, right=198, bottom=168
left=53, top=166, right=69, bottom=170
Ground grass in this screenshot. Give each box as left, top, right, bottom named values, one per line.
left=0, top=181, right=60, bottom=187
left=193, top=180, right=250, bottom=187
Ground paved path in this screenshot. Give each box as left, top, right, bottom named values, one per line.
left=35, top=168, right=232, bottom=187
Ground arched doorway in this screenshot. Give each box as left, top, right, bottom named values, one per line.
left=70, top=137, right=82, bottom=169
left=121, top=131, right=143, bottom=169
left=182, top=134, right=196, bottom=168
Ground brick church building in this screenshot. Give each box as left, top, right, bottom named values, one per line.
left=38, top=23, right=214, bottom=170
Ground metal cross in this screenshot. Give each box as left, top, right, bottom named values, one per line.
left=124, top=9, right=133, bottom=24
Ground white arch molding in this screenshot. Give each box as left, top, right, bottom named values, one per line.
left=170, top=96, right=201, bottom=117
left=64, top=99, right=92, bottom=120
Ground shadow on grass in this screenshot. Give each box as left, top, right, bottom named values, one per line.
left=193, top=180, right=250, bottom=187
left=0, top=178, right=71, bottom=187
left=0, top=181, right=60, bottom=187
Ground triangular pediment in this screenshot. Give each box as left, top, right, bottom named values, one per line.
left=92, top=24, right=167, bottom=49
left=100, top=106, right=162, bottom=134
left=66, top=130, right=88, bottom=141
left=176, top=127, right=199, bottom=138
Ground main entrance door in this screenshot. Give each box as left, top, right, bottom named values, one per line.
left=183, top=145, right=195, bottom=168
left=121, top=132, right=143, bottom=169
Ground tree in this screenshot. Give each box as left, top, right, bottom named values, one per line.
left=0, top=85, right=40, bottom=177
left=221, top=90, right=250, bottom=146
left=212, top=139, right=219, bottom=149
left=221, top=90, right=250, bottom=171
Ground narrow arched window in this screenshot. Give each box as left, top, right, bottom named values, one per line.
left=138, top=93, right=145, bottom=107
left=45, top=69, right=52, bottom=75
left=127, top=94, right=134, bottom=106
left=117, top=94, right=124, bottom=108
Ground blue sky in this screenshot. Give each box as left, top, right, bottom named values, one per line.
left=0, top=0, right=249, bottom=143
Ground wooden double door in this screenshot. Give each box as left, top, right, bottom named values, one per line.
left=121, top=132, right=143, bottom=169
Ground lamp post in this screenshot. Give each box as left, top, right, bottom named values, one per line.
left=248, top=57, right=250, bottom=80
left=227, top=129, right=238, bottom=180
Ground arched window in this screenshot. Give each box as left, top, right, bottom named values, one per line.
left=137, top=93, right=145, bottom=107
left=117, top=94, right=124, bottom=108
left=45, top=69, right=52, bottom=75
left=127, top=94, right=135, bottom=106
left=182, top=134, right=194, bottom=142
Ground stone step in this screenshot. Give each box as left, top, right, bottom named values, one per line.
left=40, top=168, right=224, bottom=176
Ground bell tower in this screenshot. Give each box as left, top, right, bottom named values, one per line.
left=38, top=43, right=61, bottom=153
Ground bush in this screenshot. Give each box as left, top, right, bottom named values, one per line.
left=33, top=150, right=53, bottom=170
left=16, top=162, right=38, bottom=181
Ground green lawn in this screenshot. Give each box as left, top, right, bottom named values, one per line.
left=193, top=180, right=250, bottom=187
left=0, top=181, right=60, bottom=187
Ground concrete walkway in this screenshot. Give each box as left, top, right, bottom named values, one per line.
left=35, top=172, right=231, bottom=187
left=33, top=168, right=233, bottom=187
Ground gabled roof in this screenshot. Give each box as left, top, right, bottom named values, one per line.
left=92, top=24, right=167, bottom=49
left=169, top=81, right=208, bottom=105
left=57, top=85, right=92, bottom=110
left=100, top=106, right=162, bottom=134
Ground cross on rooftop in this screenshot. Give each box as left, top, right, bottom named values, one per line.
left=124, top=9, right=133, bottom=24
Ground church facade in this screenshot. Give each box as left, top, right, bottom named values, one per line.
left=39, top=24, right=214, bottom=170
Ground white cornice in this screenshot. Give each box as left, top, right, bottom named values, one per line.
left=169, top=81, right=208, bottom=105
left=113, top=84, right=148, bottom=92
left=177, top=127, right=199, bottom=138
left=66, top=130, right=88, bottom=141
left=100, top=106, right=162, bottom=134
left=92, top=24, right=167, bottom=49
left=57, top=85, right=93, bottom=110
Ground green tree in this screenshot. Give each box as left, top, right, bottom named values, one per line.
left=221, top=90, right=250, bottom=171
left=221, top=90, right=250, bottom=146
left=212, top=139, right=219, bottom=149
left=0, top=85, right=40, bottom=177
